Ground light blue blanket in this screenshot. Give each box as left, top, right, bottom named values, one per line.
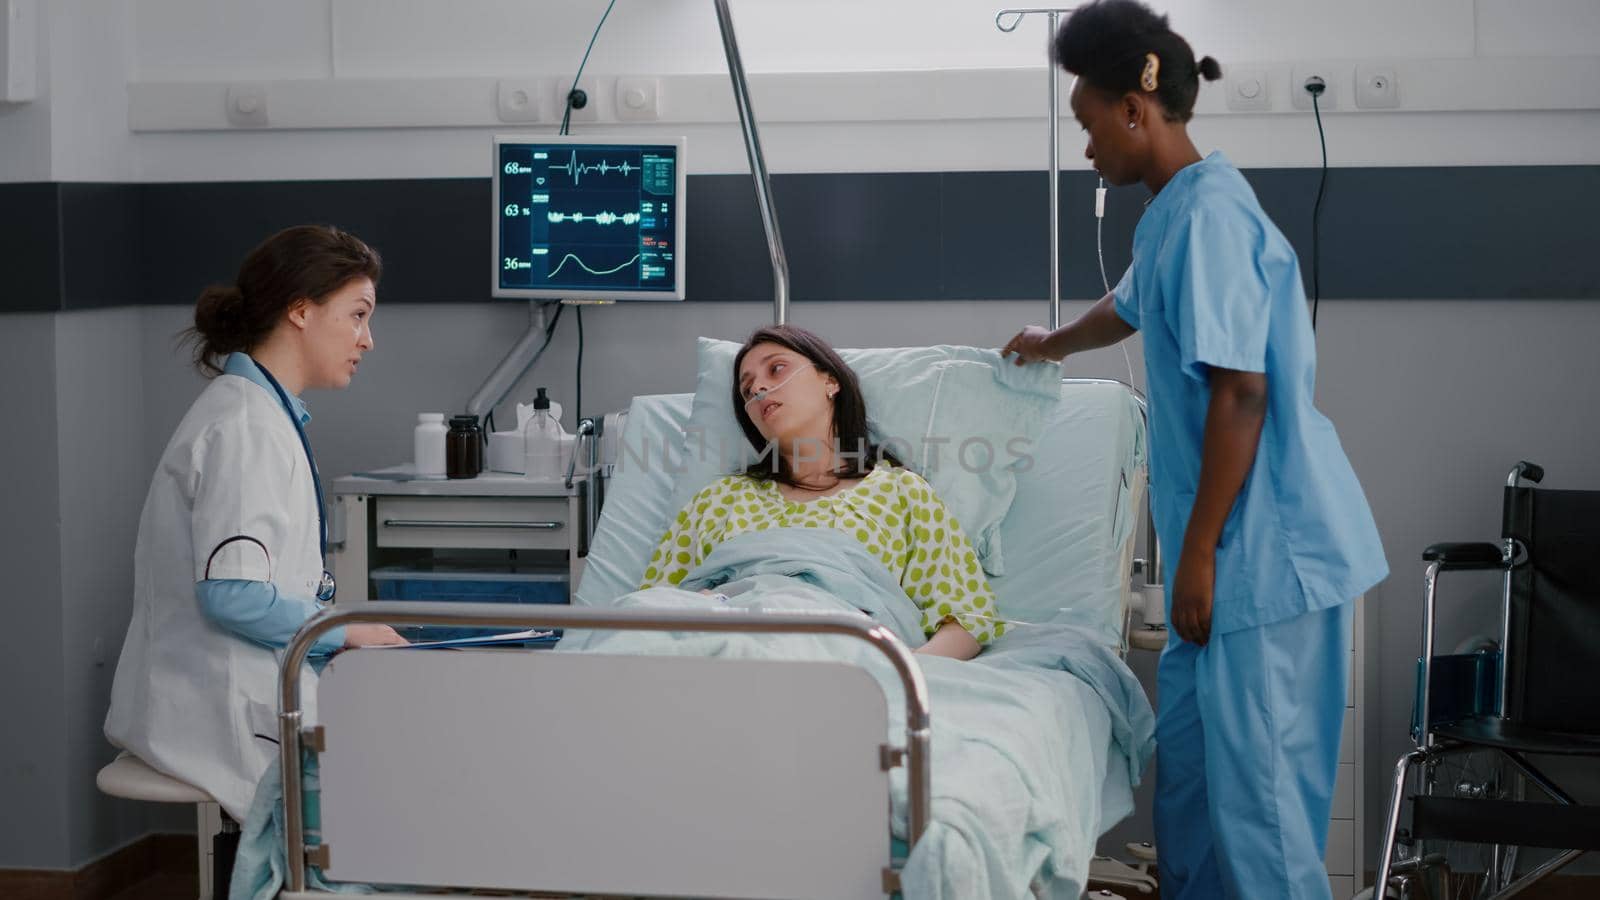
left=563, top=529, right=1154, bottom=898
left=232, top=528, right=1154, bottom=899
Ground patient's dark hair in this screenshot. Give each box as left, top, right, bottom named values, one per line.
left=731, top=326, right=903, bottom=487
left=1053, top=0, right=1221, bottom=123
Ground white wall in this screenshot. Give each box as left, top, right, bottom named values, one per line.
left=0, top=0, right=51, bottom=181
left=121, top=0, right=1600, bottom=181
left=46, top=0, right=133, bottom=180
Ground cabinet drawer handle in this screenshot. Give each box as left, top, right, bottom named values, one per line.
left=382, top=519, right=564, bottom=531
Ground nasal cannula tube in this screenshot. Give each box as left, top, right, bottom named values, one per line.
left=743, top=363, right=813, bottom=406
left=951, top=608, right=1075, bottom=629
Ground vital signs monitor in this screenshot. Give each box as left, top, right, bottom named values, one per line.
left=493, top=135, right=687, bottom=301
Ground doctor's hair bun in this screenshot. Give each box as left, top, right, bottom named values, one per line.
left=183, top=225, right=382, bottom=377
left=1053, top=0, right=1218, bottom=123
left=187, top=284, right=249, bottom=373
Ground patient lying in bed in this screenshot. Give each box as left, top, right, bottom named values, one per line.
left=639, top=325, right=1004, bottom=659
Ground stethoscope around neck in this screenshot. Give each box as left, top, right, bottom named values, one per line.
left=253, top=360, right=337, bottom=603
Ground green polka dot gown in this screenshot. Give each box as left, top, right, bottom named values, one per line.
left=640, top=466, right=1003, bottom=643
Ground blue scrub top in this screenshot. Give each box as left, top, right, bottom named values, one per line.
left=1112, top=152, right=1387, bottom=634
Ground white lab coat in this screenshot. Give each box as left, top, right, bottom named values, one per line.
left=106, top=373, right=326, bottom=820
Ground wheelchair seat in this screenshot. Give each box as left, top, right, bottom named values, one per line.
left=1432, top=718, right=1600, bottom=756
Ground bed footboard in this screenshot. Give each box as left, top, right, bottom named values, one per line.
left=279, top=602, right=930, bottom=899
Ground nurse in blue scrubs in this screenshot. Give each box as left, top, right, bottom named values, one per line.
left=1003, top=2, right=1387, bottom=897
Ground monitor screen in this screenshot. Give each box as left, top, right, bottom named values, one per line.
left=493, top=135, right=686, bottom=301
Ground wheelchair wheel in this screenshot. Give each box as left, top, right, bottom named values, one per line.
left=1417, top=747, right=1518, bottom=900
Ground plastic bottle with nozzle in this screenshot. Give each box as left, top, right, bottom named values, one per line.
left=524, top=388, right=573, bottom=480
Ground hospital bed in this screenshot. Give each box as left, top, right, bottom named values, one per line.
left=271, top=375, right=1151, bottom=899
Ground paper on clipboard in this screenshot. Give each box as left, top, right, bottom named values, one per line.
left=376, top=628, right=557, bottom=650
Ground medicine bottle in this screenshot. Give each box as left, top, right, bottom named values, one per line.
left=446, top=415, right=484, bottom=479
left=414, top=413, right=447, bottom=477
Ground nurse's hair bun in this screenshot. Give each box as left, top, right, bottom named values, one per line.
left=183, top=225, right=381, bottom=376
left=1053, top=0, right=1218, bottom=123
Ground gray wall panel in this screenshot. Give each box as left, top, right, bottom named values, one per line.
left=0, top=314, right=68, bottom=869
left=57, top=185, right=142, bottom=311
left=55, top=309, right=161, bottom=863
left=0, top=184, right=65, bottom=312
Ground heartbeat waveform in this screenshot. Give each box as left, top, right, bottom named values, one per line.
left=547, top=252, right=642, bottom=279
left=546, top=210, right=641, bottom=225
left=548, top=151, right=638, bottom=185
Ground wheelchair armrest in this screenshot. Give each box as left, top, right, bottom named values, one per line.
left=1422, top=542, right=1506, bottom=570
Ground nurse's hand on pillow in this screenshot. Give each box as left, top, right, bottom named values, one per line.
left=1171, top=550, right=1214, bottom=646
left=1003, top=294, right=1138, bottom=365
left=1001, top=325, right=1064, bottom=365
left=343, top=624, right=409, bottom=648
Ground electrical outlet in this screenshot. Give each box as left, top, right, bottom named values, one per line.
left=496, top=79, right=546, bottom=123
left=1355, top=64, right=1400, bottom=109
left=1291, top=64, right=1347, bottom=111
left=554, top=76, right=601, bottom=124
left=1225, top=65, right=1271, bottom=112
left=615, top=76, right=660, bottom=122
left=225, top=83, right=269, bottom=127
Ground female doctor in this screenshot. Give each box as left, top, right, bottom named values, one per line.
left=105, top=225, right=406, bottom=822
left=1003, top=3, right=1386, bottom=898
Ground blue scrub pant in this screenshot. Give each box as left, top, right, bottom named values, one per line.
left=1154, top=601, right=1353, bottom=900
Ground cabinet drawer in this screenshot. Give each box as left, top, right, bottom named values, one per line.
left=375, top=496, right=570, bottom=550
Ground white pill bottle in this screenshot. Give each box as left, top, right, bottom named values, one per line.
left=414, top=412, right=448, bottom=477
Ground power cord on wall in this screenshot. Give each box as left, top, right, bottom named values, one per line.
left=1305, top=76, right=1329, bottom=332
left=556, top=0, right=618, bottom=426
left=559, top=0, right=618, bottom=137
left=575, top=307, right=585, bottom=429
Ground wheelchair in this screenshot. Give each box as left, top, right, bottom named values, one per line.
left=1373, top=461, right=1600, bottom=899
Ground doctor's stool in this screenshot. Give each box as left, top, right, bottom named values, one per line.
left=96, top=751, right=236, bottom=900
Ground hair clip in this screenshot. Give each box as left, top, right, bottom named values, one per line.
left=1141, top=52, right=1161, bottom=92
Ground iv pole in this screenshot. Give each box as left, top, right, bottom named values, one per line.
left=996, top=8, right=1165, bottom=643
left=714, top=0, right=790, bottom=327
left=996, top=7, right=1071, bottom=331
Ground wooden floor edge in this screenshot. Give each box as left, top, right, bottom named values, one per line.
left=0, top=833, right=196, bottom=900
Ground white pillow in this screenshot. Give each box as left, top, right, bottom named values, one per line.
left=668, top=337, right=1060, bottom=576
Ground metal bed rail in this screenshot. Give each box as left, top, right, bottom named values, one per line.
left=277, top=602, right=931, bottom=894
